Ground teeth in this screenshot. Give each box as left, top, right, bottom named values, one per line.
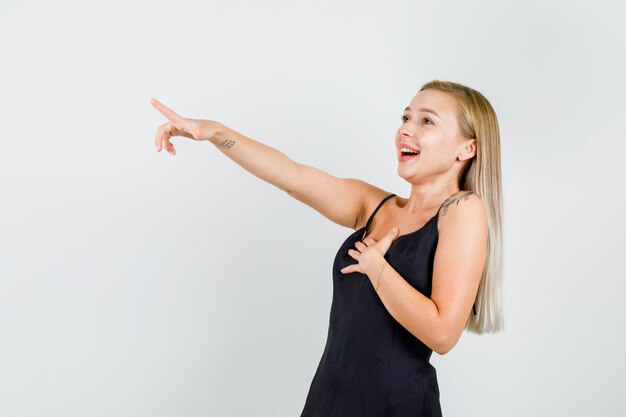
left=400, top=147, right=420, bottom=154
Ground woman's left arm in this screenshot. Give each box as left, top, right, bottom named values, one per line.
left=367, top=194, right=488, bottom=355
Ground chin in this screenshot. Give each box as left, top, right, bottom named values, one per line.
left=396, top=168, right=412, bottom=181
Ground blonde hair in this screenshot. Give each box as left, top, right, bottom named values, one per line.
left=419, top=80, right=505, bottom=334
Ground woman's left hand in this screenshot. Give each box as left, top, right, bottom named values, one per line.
left=340, top=228, right=399, bottom=275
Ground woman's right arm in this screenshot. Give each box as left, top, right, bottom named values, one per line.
left=151, top=98, right=380, bottom=231
left=209, top=124, right=378, bottom=231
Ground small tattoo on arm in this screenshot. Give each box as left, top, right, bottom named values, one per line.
left=441, top=191, right=474, bottom=216
left=219, top=138, right=236, bottom=149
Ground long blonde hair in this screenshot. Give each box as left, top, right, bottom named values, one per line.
left=419, top=80, right=504, bottom=334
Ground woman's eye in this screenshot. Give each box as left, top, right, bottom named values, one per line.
left=401, top=115, right=433, bottom=125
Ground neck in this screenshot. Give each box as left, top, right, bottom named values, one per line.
left=400, top=185, right=460, bottom=214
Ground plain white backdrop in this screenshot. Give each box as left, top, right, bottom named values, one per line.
left=1, top=0, right=625, bottom=416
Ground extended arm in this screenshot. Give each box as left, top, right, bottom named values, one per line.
left=209, top=124, right=382, bottom=230
left=209, top=124, right=300, bottom=194
left=151, top=98, right=383, bottom=231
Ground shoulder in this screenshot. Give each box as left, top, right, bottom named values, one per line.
left=440, top=190, right=481, bottom=216
left=437, top=191, right=487, bottom=235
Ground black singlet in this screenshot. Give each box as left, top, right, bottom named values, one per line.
left=300, top=192, right=464, bottom=417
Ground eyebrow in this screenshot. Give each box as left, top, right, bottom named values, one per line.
left=404, top=106, right=441, bottom=119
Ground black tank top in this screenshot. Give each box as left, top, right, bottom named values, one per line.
left=300, top=192, right=461, bottom=417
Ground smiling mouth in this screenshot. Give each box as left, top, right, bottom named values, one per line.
left=398, top=145, right=420, bottom=156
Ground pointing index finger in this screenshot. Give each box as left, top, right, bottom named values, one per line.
left=150, top=98, right=183, bottom=122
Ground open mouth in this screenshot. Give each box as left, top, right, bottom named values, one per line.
left=399, top=146, right=420, bottom=157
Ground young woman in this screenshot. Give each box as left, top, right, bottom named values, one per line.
left=151, top=79, right=504, bottom=416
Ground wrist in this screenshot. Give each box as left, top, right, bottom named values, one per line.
left=207, top=121, right=229, bottom=145
left=366, top=253, right=387, bottom=282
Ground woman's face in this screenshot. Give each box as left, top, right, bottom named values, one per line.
left=395, top=88, right=472, bottom=183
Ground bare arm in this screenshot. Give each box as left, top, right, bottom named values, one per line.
left=151, top=98, right=379, bottom=230
left=209, top=125, right=376, bottom=230
left=208, top=124, right=300, bottom=194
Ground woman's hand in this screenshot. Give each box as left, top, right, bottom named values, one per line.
left=340, top=228, right=399, bottom=275
left=151, top=98, right=223, bottom=155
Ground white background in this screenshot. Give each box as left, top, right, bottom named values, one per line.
left=1, top=0, right=625, bottom=416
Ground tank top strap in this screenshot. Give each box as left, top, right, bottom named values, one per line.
left=363, top=193, right=396, bottom=232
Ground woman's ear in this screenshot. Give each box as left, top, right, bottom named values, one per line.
left=460, top=139, right=476, bottom=161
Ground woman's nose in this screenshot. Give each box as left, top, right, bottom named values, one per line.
left=398, top=127, right=414, bottom=137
